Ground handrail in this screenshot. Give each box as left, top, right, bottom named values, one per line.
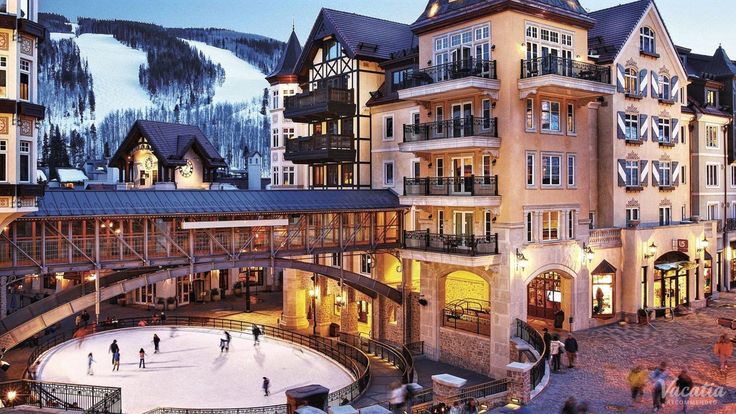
left=520, top=56, right=611, bottom=84
left=339, top=332, right=413, bottom=384
left=284, top=87, right=354, bottom=112
left=0, top=379, right=122, bottom=413
left=285, top=133, right=354, bottom=154
left=403, top=176, right=498, bottom=197
left=396, top=58, right=497, bottom=89
left=515, top=319, right=546, bottom=390
left=403, top=230, right=499, bottom=256
left=403, top=116, right=498, bottom=142
left=26, top=316, right=371, bottom=414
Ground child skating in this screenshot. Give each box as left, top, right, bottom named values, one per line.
left=153, top=334, right=161, bottom=353
left=139, top=348, right=146, bottom=368
left=87, top=353, right=96, bottom=375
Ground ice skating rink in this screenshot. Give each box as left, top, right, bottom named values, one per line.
left=36, top=327, right=354, bottom=413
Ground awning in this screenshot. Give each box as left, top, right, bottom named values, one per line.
left=591, top=259, right=617, bottom=275
left=654, top=261, right=698, bottom=271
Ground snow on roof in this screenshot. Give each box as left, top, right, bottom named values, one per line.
left=56, top=168, right=89, bottom=183
left=37, top=170, right=47, bottom=182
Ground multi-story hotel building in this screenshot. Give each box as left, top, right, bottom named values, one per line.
left=0, top=0, right=45, bottom=229
left=267, top=29, right=309, bottom=189
left=274, top=0, right=727, bottom=379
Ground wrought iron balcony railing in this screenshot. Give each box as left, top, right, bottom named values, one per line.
left=396, top=58, right=497, bottom=89
left=403, top=116, right=497, bottom=142
left=402, top=230, right=498, bottom=256
left=520, top=56, right=611, bottom=84
left=403, top=176, right=498, bottom=197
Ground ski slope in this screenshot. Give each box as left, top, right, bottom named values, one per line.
left=72, top=33, right=155, bottom=122
left=183, top=39, right=268, bottom=104
left=36, top=327, right=354, bottom=414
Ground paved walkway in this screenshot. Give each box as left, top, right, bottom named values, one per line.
left=526, top=294, right=736, bottom=414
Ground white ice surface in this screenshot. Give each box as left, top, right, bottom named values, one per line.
left=182, top=39, right=268, bottom=104
left=36, top=327, right=354, bottom=414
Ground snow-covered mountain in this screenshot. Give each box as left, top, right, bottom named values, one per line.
left=38, top=13, right=284, bottom=172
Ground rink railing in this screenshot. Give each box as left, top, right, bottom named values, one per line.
left=26, top=316, right=372, bottom=414
left=338, top=332, right=415, bottom=383
left=0, top=379, right=122, bottom=413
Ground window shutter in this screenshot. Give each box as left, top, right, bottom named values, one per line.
left=651, top=115, right=659, bottom=142
left=616, top=64, right=625, bottom=93
left=617, top=160, right=627, bottom=186
left=672, top=118, right=680, bottom=143
left=638, top=69, right=648, bottom=97
left=640, top=160, right=648, bottom=186
left=651, top=72, right=659, bottom=98
left=651, top=160, right=660, bottom=187
left=672, top=161, right=680, bottom=186
left=617, top=111, right=626, bottom=139
left=639, top=114, right=648, bottom=141
left=671, top=76, right=680, bottom=102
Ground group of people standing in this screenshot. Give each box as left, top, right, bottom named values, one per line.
left=543, top=328, right=578, bottom=372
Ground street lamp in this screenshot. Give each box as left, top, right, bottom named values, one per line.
left=515, top=248, right=528, bottom=271
left=309, top=274, right=319, bottom=336
left=697, top=236, right=708, bottom=253
left=644, top=242, right=657, bottom=259
left=582, top=243, right=595, bottom=263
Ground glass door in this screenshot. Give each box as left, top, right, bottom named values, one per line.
left=451, top=46, right=471, bottom=76
left=451, top=157, right=473, bottom=194
left=453, top=211, right=473, bottom=251
left=177, top=276, right=191, bottom=305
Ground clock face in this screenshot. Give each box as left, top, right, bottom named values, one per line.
left=144, top=156, right=154, bottom=170
left=179, top=159, right=194, bottom=178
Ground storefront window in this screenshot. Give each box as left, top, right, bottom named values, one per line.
left=592, top=273, right=613, bottom=316
left=704, top=259, right=712, bottom=297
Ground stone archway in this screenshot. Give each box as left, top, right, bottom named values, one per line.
left=439, top=270, right=491, bottom=336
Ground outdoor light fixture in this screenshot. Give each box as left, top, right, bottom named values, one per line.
left=335, top=293, right=345, bottom=307
left=697, top=236, right=708, bottom=252
left=308, top=288, right=316, bottom=298
left=582, top=243, right=595, bottom=263
left=7, top=390, right=16, bottom=406
left=644, top=242, right=657, bottom=259
left=515, top=248, right=528, bottom=271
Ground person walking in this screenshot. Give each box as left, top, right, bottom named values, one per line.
left=561, top=396, right=577, bottom=414
left=112, top=351, right=120, bottom=371
left=543, top=328, right=552, bottom=361
left=153, top=334, right=161, bottom=353
left=675, top=369, right=693, bottom=413
left=389, top=382, right=405, bottom=414
left=224, top=331, right=231, bottom=351
left=713, top=334, right=733, bottom=373
left=139, top=348, right=146, bottom=369
left=252, top=325, right=262, bottom=346
left=448, top=401, right=462, bottom=414
left=108, top=339, right=119, bottom=365
left=564, top=333, right=578, bottom=368
left=87, top=353, right=95, bottom=375
left=627, top=365, right=647, bottom=403
left=650, top=362, right=668, bottom=412
left=550, top=334, right=565, bottom=372
left=262, top=377, right=270, bottom=396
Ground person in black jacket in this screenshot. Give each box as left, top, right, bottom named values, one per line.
left=564, top=333, right=579, bottom=368
left=108, top=340, right=119, bottom=365
left=543, top=328, right=552, bottom=361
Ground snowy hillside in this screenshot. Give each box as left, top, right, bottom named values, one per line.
left=183, top=39, right=268, bottom=105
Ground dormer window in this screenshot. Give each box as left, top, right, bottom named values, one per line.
left=624, top=68, right=638, bottom=95
left=706, top=89, right=718, bottom=106
left=323, top=39, right=341, bottom=62
left=640, top=27, right=656, bottom=55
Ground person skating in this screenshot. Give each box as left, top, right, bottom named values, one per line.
left=108, top=339, right=119, bottom=365
left=649, top=362, right=668, bottom=412
left=262, top=377, right=270, bottom=396
left=139, top=348, right=146, bottom=368
left=252, top=325, right=262, bottom=346
left=112, top=351, right=120, bottom=371
left=153, top=334, right=161, bottom=353
left=713, top=334, right=733, bottom=373
left=564, top=333, right=578, bottom=368
left=550, top=334, right=565, bottom=372
left=87, top=353, right=95, bottom=375
left=543, top=328, right=552, bottom=361
left=224, top=331, right=231, bottom=351
left=627, top=365, right=647, bottom=403
left=675, top=369, right=693, bottom=413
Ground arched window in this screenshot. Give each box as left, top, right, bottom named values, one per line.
left=640, top=27, right=656, bottom=54
left=624, top=68, right=638, bottom=95
left=660, top=74, right=670, bottom=100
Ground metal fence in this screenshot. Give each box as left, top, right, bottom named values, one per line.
left=403, top=230, right=499, bottom=256
left=26, top=316, right=371, bottom=414
left=515, top=319, right=546, bottom=390
left=0, top=380, right=121, bottom=413
left=339, top=332, right=413, bottom=383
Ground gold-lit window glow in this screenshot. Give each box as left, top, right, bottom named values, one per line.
left=428, top=2, right=440, bottom=18
left=592, top=274, right=614, bottom=316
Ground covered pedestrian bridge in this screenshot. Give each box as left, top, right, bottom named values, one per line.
left=0, top=189, right=405, bottom=349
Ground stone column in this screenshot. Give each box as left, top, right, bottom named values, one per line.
left=315, top=276, right=333, bottom=336
left=341, top=289, right=359, bottom=335
left=281, top=268, right=308, bottom=329
left=506, top=363, right=532, bottom=404
left=431, top=374, right=467, bottom=406
left=490, top=269, right=511, bottom=379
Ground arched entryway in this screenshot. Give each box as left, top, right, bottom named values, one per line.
left=653, top=251, right=693, bottom=308
left=527, top=270, right=573, bottom=328
left=440, top=270, right=490, bottom=335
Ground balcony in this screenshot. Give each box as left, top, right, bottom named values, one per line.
left=518, top=57, right=615, bottom=99
left=401, top=176, right=500, bottom=208
left=0, top=183, right=44, bottom=212
left=283, top=87, right=355, bottom=122
left=726, top=218, right=736, bottom=232
left=284, top=133, right=355, bottom=164
left=403, top=230, right=498, bottom=256
left=399, top=117, right=499, bottom=154
left=397, top=59, right=500, bottom=101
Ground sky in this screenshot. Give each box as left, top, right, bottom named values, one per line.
left=40, top=0, right=734, bottom=55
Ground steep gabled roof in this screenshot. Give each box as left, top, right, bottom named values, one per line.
left=266, top=29, right=303, bottom=84
left=412, top=0, right=593, bottom=33
left=109, top=120, right=227, bottom=168
left=294, top=8, right=416, bottom=75
left=588, top=0, right=651, bottom=63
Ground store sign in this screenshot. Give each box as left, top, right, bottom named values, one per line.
left=675, top=239, right=688, bottom=252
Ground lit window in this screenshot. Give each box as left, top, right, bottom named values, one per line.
left=566, top=103, right=575, bottom=134
left=542, top=211, right=559, bottom=241
left=20, top=59, right=31, bottom=101
left=360, top=254, right=371, bottom=275
left=624, top=68, right=638, bottom=95
left=525, top=98, right=535, bottom=130
left=706, top=125, right=719, bottom=148
left=0, top=56, right=6, bottom=98
left=706, top=89, right=717, bottom=106
left=640, top=27, right=655, bottom=54
left=592, top=273, right=614, bottom=316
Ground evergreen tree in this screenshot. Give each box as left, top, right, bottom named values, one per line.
left=69, top=129, right=85, bottom=167
left=260, top=87, right=268, bottom=115
left=78, top=94, right=86, bottom=122
left=174, top=104, right=180, bottom=123
left=88, top=89, right=96, bottom=114
left=103, top=141, right=111, bottom=158
left=89, top=124, right=98, bottom=158
left=48, top=125, right=70, bottom=178
left=41, top=131, right=49, bottom=166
